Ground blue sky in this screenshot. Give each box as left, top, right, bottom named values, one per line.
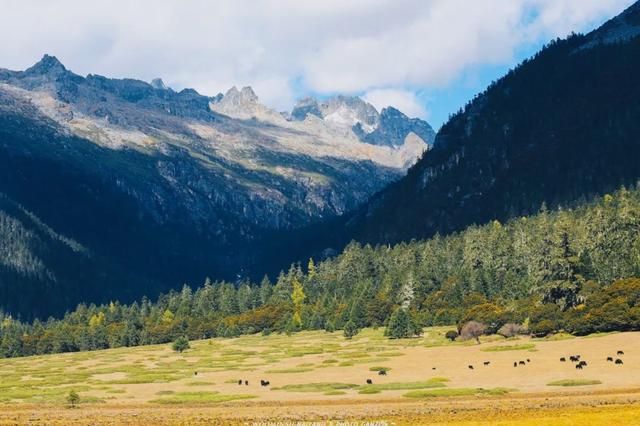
left=0, top=0, right=635, bottom=129
left=419, top=33, right=604, bottom=129
left=420, top=46, right=543, bottom=129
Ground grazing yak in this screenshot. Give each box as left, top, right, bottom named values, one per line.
left=378, top=370, right=387, bottom=376
left=518, top=361, right=526, bottom=366
left=607, top=357, right=614, bottom=362
left=615, top=359, right=624, bottom=365
left=617, top=350, right=625, bottom=355
left=560, top=357, right=566, bottom=362
left=483, top=361, right=490, bottom=366
left=238, top=379, right=242, bottom=385
left=260, top=380, right=270, bottom=386
left=245, top=380, right=249, bottom=386
left=366, top=379, right=373, bottom=384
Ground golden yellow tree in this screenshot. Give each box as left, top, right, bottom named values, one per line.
left=307, top=258, right=317, bottom=280
left=291, top=277, right=306, bottom=328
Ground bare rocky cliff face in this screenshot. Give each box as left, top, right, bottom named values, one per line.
left=288, top=95, right=435, bottom=149
left=1, top=56, right=433, bottom=225
left=0, top=56, right=434, bottom=317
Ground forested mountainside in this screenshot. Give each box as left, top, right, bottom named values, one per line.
left=341, top=2, right=640, bottom=245
left=2, top=186, right=639, bottom=357
left=0, top=57, right=432, bottom=319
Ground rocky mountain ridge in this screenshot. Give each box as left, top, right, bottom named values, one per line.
left=0, top=55, right=434, bottom=223
left=209, top=85, right=435, bottom=151
left=0, top=56, right=434, bottom=317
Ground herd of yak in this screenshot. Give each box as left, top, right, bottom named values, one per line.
left=464, top=350, right=626, bottom=371
left=194, top=350, right=626, bottom=387
left=558, top=350, right=625, bottom=369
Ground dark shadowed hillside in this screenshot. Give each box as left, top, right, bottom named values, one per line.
left=343, top=2, right=640, bottom=245
left=0, top=57, right=432, bottom=319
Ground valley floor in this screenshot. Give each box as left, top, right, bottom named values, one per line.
left=1, top=328, right=639, bottom=424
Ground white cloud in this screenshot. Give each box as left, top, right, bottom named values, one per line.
left=523, top=0, right=635, bottom=40
left=364, top=89, right=428, bottom=119
left=0, top=0, right=633, bottom=115
left=302, top=0, right=632, bottom=92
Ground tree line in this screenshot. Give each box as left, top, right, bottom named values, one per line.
left=1, top=186, right=640, bottom=358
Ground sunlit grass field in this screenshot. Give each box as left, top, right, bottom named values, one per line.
left=0, top=327, right=639, bottom=424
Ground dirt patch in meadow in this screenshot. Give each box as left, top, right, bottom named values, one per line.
left=91, top=372, right=128, bottom=382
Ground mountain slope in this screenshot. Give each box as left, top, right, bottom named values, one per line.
left=289, top=95, right=435, bottom=147
left=1, top=57, right=433, bottom=224
left=0, top=57, right=434, bottom=318
left=343, top=2, right=640, bottom=245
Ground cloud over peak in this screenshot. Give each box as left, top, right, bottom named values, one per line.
left=0, top=0, right=633, bottom=120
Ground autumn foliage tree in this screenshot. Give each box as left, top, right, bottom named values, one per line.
left=460, top=321, right=487, bottom=344
left=291, top=277, right=305, bottom=329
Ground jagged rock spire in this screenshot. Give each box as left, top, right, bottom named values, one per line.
left=24, top=54, right=68, bottom=76
left=150, top=78, right=167, bottom=90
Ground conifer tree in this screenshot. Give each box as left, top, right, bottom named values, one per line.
left=343, top=320, right=359, bottom=339
left=385, top=308, right=410, bottom=339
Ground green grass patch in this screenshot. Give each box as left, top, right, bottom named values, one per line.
left=74, top=395, right=106, bottom=404
left=149, top=391, right=256, bottom=405
left=376, top=351, right=404, bottom=357
left=0, top=385, right=93, bottom=404
left=357, top=378, right=448, bottom=394
left=534, top=333, right=575, bottom=341
left=283, top=347, right=324, bottom=357
left=340, top=352, right=370, bottom=359
left=323, top=390, right=347, bottom=396
left=481, top=343, right=536, bottom=352
left=358, top=388, right=381, bottom=394
left=547, top=379, right=602, bottom=387
left=584, top=331, right=620, bottom=339
left=101, top=372, right=183, bottom=384
left=369, top=366, right=391, bottom=372
left=404, top=388, right=511, bottom=398
left=273, top=382, right=359, bottom=393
